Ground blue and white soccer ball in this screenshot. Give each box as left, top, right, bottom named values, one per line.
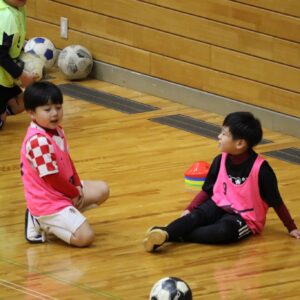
left=24, top=37, right=57, bottom=70
left=149, top=277, right=192, bottom=300
left=57, top=44, right=93, bottom=80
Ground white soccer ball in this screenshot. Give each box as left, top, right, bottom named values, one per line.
left=149, top=277, right=192, bottom=300
left=17, top=52, right=46, bottom=81
left=57, top=45, right=93, bottom=80
left=24, top=37, right=57, bottom=70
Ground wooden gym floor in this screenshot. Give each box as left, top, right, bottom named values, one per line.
left=0, top=72, right=299, bottom=299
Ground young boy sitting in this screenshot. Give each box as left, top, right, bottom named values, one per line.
left=144, top=112, right=300, bottom=252
left=21, top=82, right=109, bottom=247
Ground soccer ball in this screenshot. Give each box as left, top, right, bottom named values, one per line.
left=17, top=52, right=46, bottom=81
left=57, top=45, right=93, bottom=80
left=149, top=277, right=192, bottom=300
left=24, top=37, right=57, bottom=70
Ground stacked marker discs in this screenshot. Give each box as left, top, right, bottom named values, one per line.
left=184, top=161, right=210, bottom=189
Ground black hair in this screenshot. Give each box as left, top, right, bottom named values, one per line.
left=223, top=111, right=263, bottom=148
left=24, top=81, right=63, bottom=111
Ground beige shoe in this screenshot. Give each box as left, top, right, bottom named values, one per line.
left=143, top=228, right=168, bottom=252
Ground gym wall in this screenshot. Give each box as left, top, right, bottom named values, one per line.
left=26, top=0, right=300, bottom=118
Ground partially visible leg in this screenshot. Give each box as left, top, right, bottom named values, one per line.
left=70, top=221, right=94, bottom=247
left=7, top=92, right=24, bottom=115
left=0, top=87, right=8, bottom=129
left=80, top=180, right=109, bottom=211
left=144, top=199, right=225, bottom=252
left=0, top=85, right=23, bottom=129
left=38, top=206, right=94, bottom=247
left=166, top=199, right=225, bottom=242
left=38, top=180, right=109, bottom=247
left=184, top=214, right=252, bottom=244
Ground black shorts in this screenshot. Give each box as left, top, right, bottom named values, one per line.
left=0, top=84, right=22, bottom=114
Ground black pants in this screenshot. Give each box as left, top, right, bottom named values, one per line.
left=166, top=199, right=252, bottom=244
left=0, top=84, right=22, bottom=114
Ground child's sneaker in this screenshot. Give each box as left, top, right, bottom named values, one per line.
left=143, top=227, right=168, bottom=252
left=25, top=209, right=45, bottom=243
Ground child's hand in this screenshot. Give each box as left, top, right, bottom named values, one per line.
left=181, top=209, right=191, bottom=217
left=72, top=187, right=84, bottom=210
left=289, top=229, right=300, bottom=239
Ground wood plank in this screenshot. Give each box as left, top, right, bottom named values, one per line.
left=25, top=0, right=36, bottom=17
left=51, top=0, right=93, bottom=10
left=30, top=0, right=212, bottom=67
left=210, top=47, right=300, bottom=93
left=92, top=0, right=300, bottom=61
left=231, top=0, right=300, bottom=18
left=47, top=0, right=300, bottom=67
left=141, top=0, right=300, bottom=42
left=27, top=0, right=300, bottom=93
left=150, top=54, right=300, bottom=117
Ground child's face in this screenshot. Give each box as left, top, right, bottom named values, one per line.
left=5, top=0, right=27, bottom=8
left=29, top=103, right=63, bottom=130
left=218, top=126, right=246, bottom=154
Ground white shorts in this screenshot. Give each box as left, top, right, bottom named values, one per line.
left=36, top=206, right=86, bottom=242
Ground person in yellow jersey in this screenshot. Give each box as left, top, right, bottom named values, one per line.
left=0, top=0, right=37, bottom=129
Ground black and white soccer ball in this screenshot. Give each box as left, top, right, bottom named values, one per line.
left=24, top=37, right=57, bottom=70
left=149, top=277, right=192, bottom=300
left=57, top=45, right=93, bottom=80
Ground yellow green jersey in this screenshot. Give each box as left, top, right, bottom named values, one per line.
left=0, top=0, right=26, bottom=87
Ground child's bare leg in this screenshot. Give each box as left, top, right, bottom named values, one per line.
left=70, top=220, right=94, bottom=247
left=81, top=180, right=109, bottom=210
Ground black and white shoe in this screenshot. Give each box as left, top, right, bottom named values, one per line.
left=143, top=226, right=168, bottom=252
left=25, top=209, right=45, bottom=243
